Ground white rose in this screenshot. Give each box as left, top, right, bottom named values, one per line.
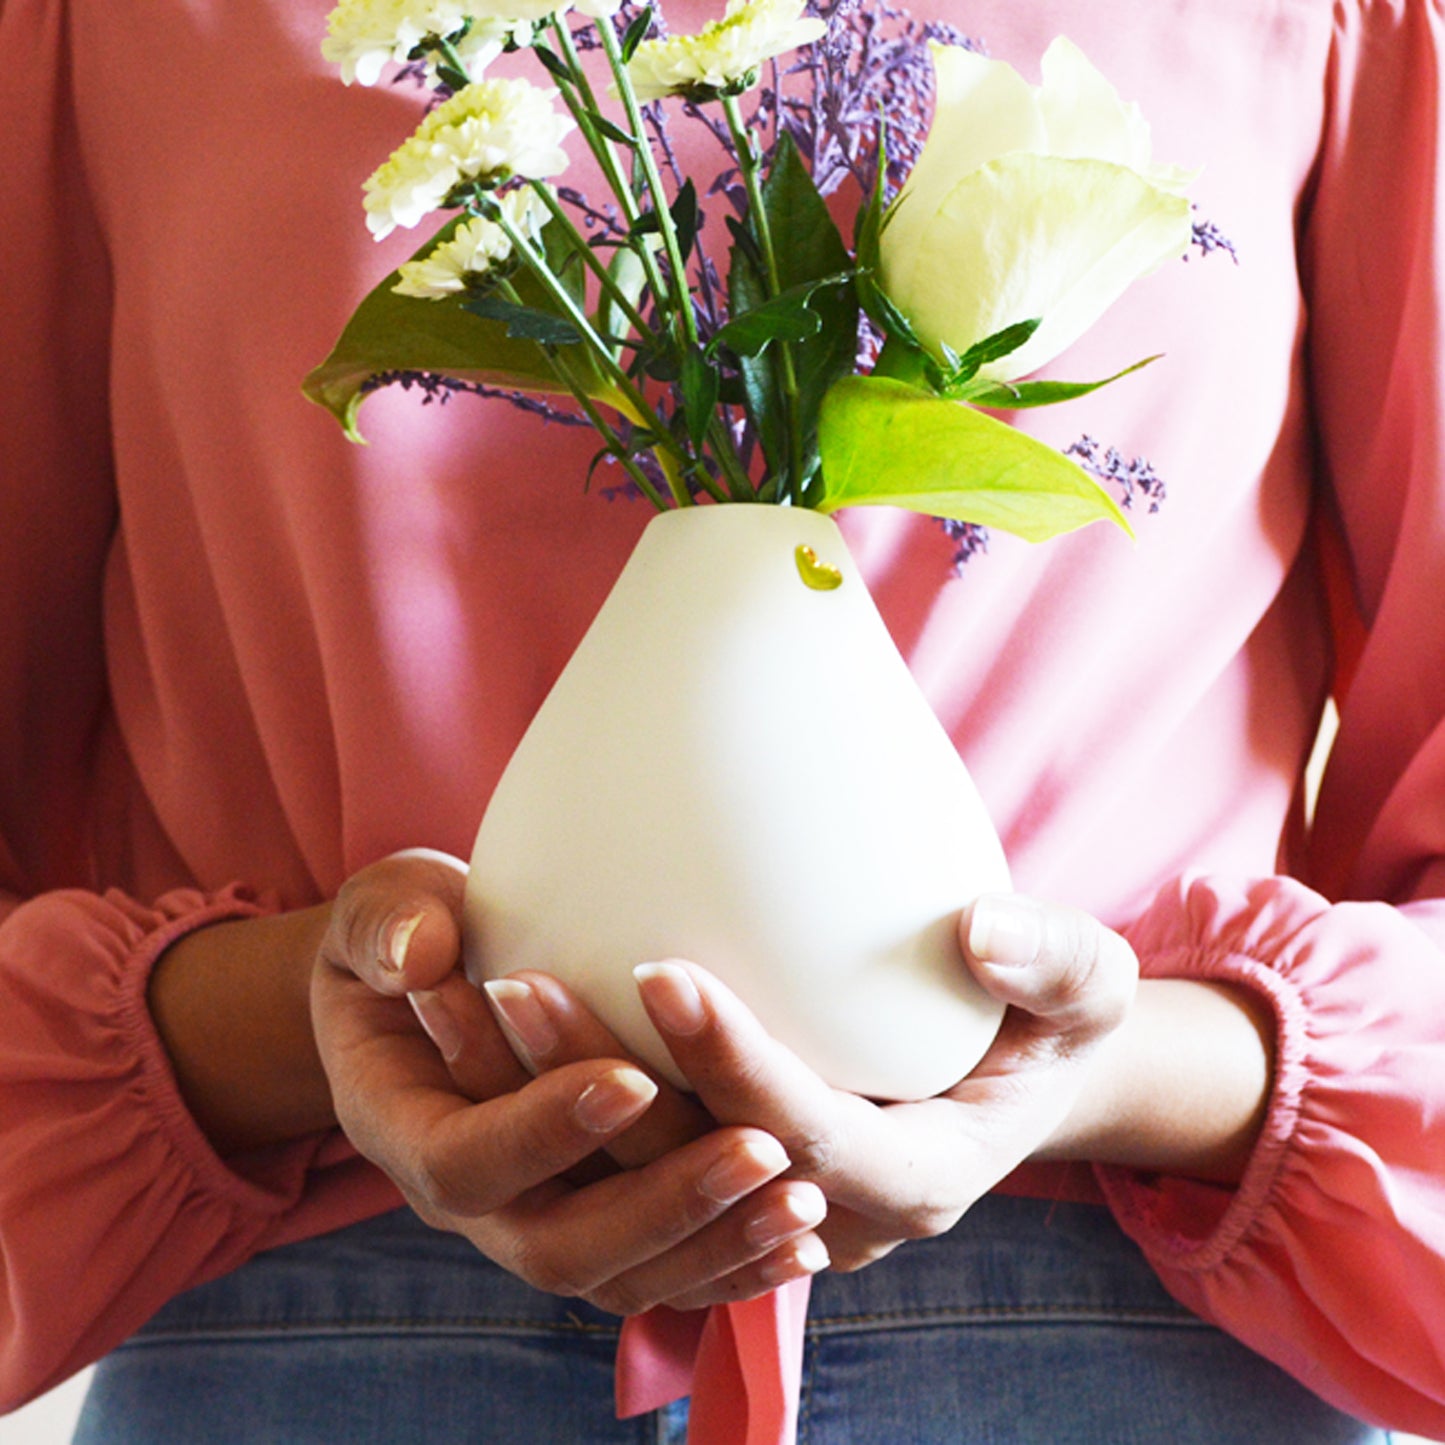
left=879, top=37, right=1194, bottom=382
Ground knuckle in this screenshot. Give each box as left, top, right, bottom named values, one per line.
left=585, top=1276, right=654, bottom=1318
left=898, top=1198, right=962, bottom=1241
left=507, top=1237, right=585, bottom=1301
left=411, top=1138, right=484, bottom=1219
left=782, top=1122, right=844, bottom=1182
left=1042, top=910, right=1137, bottom=1030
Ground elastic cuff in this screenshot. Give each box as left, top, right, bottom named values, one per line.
left=113, top=885, right=306, bottom=1215
left=1094, top=943, right=1309, bottom=1273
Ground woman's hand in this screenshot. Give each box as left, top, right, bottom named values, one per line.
left=480, top=893, right=1274, bottom=1274
left=151, top=850, right=831, bottom=1314
left=309, top=850, right=831, bottom=1314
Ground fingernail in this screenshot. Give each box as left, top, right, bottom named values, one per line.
left=408, top=989, right=463, bottom=1063
left=745, top=1183, right=827, bottom=1250
left=968, top=896, right=1041, bottom=968
left=759, top=1234, right=830, bottom=1286
left=634, top=962, right=706, bottom=1036
left=384, top=912, right=423, bottom=974
left=483, top=978, right=559, bottom=1063
left=574, top=1067, right=658, bottom=1134
left=699, top=1135, right=789, bottom=1205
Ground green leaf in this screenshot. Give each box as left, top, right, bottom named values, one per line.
left=760, top=133, right=857, bottom=417
left=460, top=294, right=583, bottom=345
left=588, top=111, right=638, bottom=147
left=531, top=43, right=571, bottom=82
left=596, top=244, right=650, bottom=359
left=679, top=345, right=720, bottom=453
left=951, top=354, right=1163, bottom=409
left=709, top=279, right=837, bottom=356
left=727, top=232, right=785, bottom=478
left=620, top=6, right=654, bottom=62
left=816, top=375, right=1133, bottom=543
left=670, top=179, right=700, bottom=265
left=852, top=124, right=929, bottom=359
left=303, top=215, right=612, bottom=441
left=942, top=318, right=1042, bottom=387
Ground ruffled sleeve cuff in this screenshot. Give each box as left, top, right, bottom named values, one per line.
left=0, top=885, right=397, bottom=1410
left=1093, top=872, right=1445, bottom=1433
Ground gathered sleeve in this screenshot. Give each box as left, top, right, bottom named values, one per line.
left=0, top=0, right=399, bottom=1410
left=1095, top=1, right=1445, bottom=1434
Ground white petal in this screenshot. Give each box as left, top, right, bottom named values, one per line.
left=892, top=154, right=1191, bottom=380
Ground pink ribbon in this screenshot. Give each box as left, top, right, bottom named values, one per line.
left=616, top=1278, right=813, bottom=1444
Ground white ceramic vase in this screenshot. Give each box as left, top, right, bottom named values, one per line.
left=463, top=504, right=1011, bottom=1100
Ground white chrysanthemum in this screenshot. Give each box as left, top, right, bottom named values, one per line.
left=322, top=0, right=513, bottom=85
left=362, top=77, right=574, bottom=239
left=625, top=0, right=825, bottom=101
left=393, top=188, right=550, bottom=298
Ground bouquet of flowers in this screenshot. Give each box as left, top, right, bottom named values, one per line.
left=305, top=0, right=1200, bottom=1100
left=305, top=0, right=1195, bottom=547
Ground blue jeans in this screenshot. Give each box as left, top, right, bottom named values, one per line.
left=75, top=1195, right=1388, bottom=1444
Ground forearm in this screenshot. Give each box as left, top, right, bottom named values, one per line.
left=1038, top=978, right=1275, bottom=1184
left=147, top=905, right=337, bottom=1155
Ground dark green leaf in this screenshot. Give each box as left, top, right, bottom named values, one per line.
left=852, top=121, right=925, bottom=350
left=727, top=231, right=786, bottom=482
left=679, top=345, right=720, bottom=453
left=724, top=213, right=763, bottom=270
left=671, top=179, right=699, bottom=265
left=710, top=290, right=823, bottom=356
left=584, top=445, right=614, bottom=491
left=589, top=111, right=638, bottom=147
left=641, top=346, right=682, bottom=382
left=531, top=43, right=571, bottom=82
left=942, top=318, right=1042, bottom=387
left=755, top=130, right=858, bottom=473
left=460, top=294, right=583, bottom=345
left=951, top=355, right=1163, bottom=409
left=629, top=208, right=662, bottom=238
left=620, top=6, right=654, bottom=62
left=708, top=270, right=854, bottom=358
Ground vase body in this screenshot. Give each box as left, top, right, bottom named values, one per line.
left=463, top=505, right=1010, bottom=1100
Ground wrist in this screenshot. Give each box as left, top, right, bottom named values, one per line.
left=148, top=904, right=336, bottom=1155
left=1037, top=978, right=1276, bottom=1184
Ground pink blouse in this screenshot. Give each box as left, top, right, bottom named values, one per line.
left=3, top=0, right=1445, bottom=1435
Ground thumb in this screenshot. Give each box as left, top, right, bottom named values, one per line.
left=318, top=847, right=468, bottom=996
left=960, top=893, right=1137, bottom=1044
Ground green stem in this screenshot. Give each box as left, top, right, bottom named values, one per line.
left=545, top=18, right=674, bottom=341
left=493, top=208, right=693, bottom=508
left=427, top=34, right=472, bottom=86
left=494, top=279, right=670, bottom=512
left=528, top=181, right=655, bottom=342
left=871, top=332, right=933, bottom=388
left=595, top=15, right=699, bottom=349
left=706, top=416, right=758, bottom=501
left=722, top=92, right=803, bottom=504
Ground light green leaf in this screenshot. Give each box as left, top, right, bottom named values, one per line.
left=815, top=375, right=1133, bottom=543
left=303, top=217, right=615, bottom=442
left=596, top=243, right=650, bottom=360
